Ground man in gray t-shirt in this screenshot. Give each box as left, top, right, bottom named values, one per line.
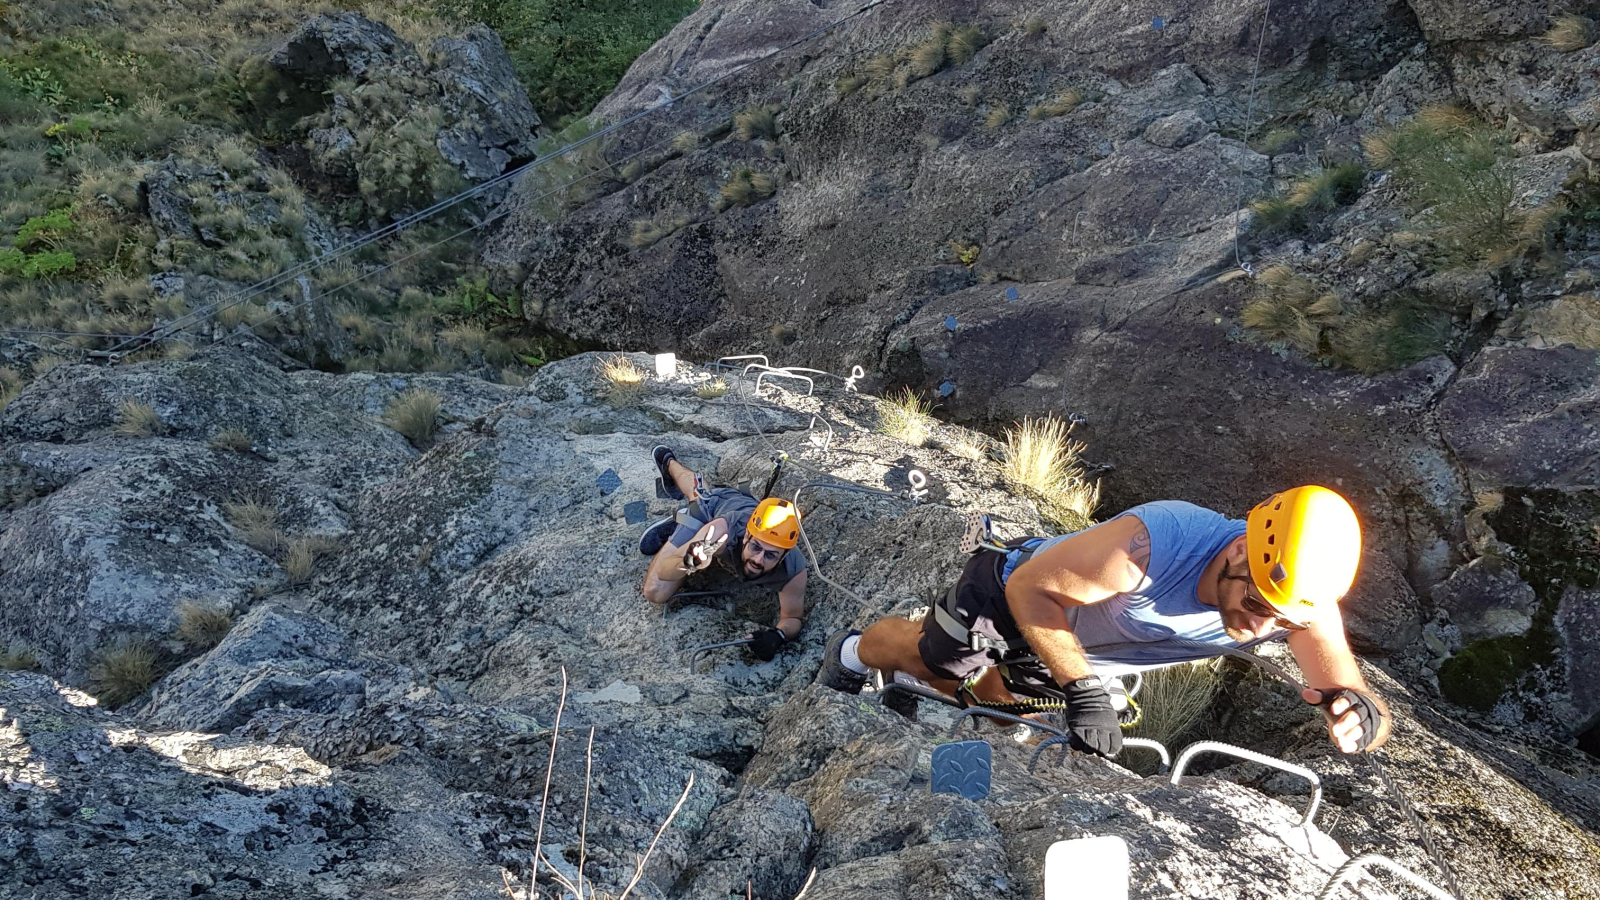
left=637, top=446, right=808, bottom=661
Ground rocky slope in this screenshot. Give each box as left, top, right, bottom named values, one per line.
left=483, top=0, right=1600, bottom=737
left=3, top=347, right=1600, bottom=898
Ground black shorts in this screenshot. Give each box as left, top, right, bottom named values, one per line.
left=916, top=551, right=1058, bottom=698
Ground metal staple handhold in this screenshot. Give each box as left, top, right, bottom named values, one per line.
left=1318, top=854, right=1458, bottom=900
left=1169, top=740, right=1323, bottom=827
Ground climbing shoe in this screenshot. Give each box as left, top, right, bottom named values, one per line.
left=817, top=629, right=868, bottom=694
left=638, top=517, right=676, bottom=557
left=882, top=684, right=919, bottom=721
left=653, top=445, right=682, bottom=500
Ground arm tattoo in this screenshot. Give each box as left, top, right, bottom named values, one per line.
left=1126, top=525, right=1152, bottom=578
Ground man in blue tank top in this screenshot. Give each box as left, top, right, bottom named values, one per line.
left=817, top=486, right=1391, bottom=759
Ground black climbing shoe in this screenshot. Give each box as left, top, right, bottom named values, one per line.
left=639, top=517, right=676, bottom=556
left=817, top=629, right=868, bottom=694
left=653, top=445, right=682, bottom=500
left=882, top=684, right=919, bottom=721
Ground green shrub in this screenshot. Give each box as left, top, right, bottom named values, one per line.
left=1249, top=162, right=1364, bottom=237
left=15, top=206, right=73, bottom=248
left=1364, top=108, right=1528, bottom=264
left=0, top=248, right=22, bottom=275
left=1242, top=267, right=1450, bottom=372
left=436, top=0, right=700, bottom=122
left=20, top=250, right=77, bottom=280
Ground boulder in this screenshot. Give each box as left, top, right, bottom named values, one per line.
left=1556, top=585, right=1600, bottom=734
left=429, top=26, right=542, bottom=181
left=1432, top=557, right=1540, bottom=642
left=1436, top=346, right=1600, bottom=491
left=267, top=12, right=415, bottom=83
left=1404, top=0, right=1556, bottom=43
left=1143, top=109, right=1210, bottom=149
left=1342, top=550, right=1426, bottom=655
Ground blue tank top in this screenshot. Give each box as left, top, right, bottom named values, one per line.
left=1003, top=501, right=1252, bottom=675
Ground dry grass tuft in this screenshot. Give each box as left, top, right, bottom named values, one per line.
left=209, top=428, right=254, bottom=453
left=984, top=105, right=1012, bottom=129
left=1002, top=416, right=1100, bottom=527
left=877, top=388, right=935, bottom=446
left=732, top=106, right=779, bottom=142
left=595, top=355, right=646, bottom=405
left=717, top=168, right=778, bottom=210
left=1544, top=14, right=1596, bottom=51
left=114, top=399, right=164, bottom=437
left=0, top=642, right=39, bottom=671
left=630, top=216, right=688, bottom=249
left=284, top=535, right=340, bottom=585
left=224, top=497, right=288, bottom=555
left=694, top=377, right=729, bottom=399
left=1126, top=659, right=1224, bottom=747
left=90, top=640, right=162, bottom=707
left=384, top=388, right=443, bottom=447
left=1029, top=89, right=1084, bottom=120
left=944, top=433, right=987, bottom=460
left=1240, top=266, right=1344, bottom=353
left=175, top=601, right=233, bottom=652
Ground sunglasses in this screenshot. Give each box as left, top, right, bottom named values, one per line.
left=1240, top=591, right=1309, bottom=632
left=746, top=541, right=785, bottom=564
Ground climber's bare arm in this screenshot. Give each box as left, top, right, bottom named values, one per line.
left=1287, top=607, right=1392, bottom=752
left=641, top=517, right=728, bottom=602
left=1004, top=516, right=1152, bottom=686
left=775, top=569, right=806, bottom=639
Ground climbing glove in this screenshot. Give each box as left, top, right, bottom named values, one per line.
left=749, top=628, right=787, bottom=662
left=1061, top=675, right=1123, bottom=758
left=1309, top=687, right=1390, bottom=754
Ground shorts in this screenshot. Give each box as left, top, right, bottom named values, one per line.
left=916, top=550, right=1059, bottom=699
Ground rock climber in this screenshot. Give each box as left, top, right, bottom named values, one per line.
left=638, top=445, right=807, bottom=662
left=817, top=485, right=1392, bottom=758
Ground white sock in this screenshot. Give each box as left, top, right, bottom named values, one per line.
left=839, top=635, right=871, bottom=675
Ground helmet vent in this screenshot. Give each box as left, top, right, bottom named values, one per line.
left=1273, top=501, right=1283, bottom=510
left=1267, top=534, right=1275, bottom=545
left=1270, top=563, right=1288, bottom=583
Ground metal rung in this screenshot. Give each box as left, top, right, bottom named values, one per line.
left=948, top=706, right=1066, bottom=739
left=807, top=415, right=835, bottom=450
left=1028, top=736, right=1170, bottom=774
left=1319, top=854, right=1458, bottom=900
left=1170, top=741, right=1322, bottom=827
left=710, top=354, right=768, bottom=371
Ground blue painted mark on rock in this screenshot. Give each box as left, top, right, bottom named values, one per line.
left=944, top=315, right=958, bottom=332
left=1151, top=15, right=1166, bottom=29
left=1004, top=286, right=1020, bottom=302
left=623, top=500, right=649, bottom=524
left=596, top=468, right=623, bottom=495
left=939, top=381, right=956, bottom=397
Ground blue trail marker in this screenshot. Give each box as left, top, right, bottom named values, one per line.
left=1004, top=286, right=1020, bottom=302
left=596, top=468, right=623, bottom=495
left=938, top=381, right=956, bottom=397
left=1152, top=15, right=1167, bottom=29
left=944, top=314, right=958, bottom=332
left=931, top=740, right=993, bottom=800
left=623, top=500, right=649, bottom=524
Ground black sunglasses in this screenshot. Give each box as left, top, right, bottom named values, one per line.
left=1240, top=591, right=1309, bottom=632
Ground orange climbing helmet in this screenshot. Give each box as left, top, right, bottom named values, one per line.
left=1246, top=485, right=1363, bottom=615
left=747, top=497, right=801, bottom=550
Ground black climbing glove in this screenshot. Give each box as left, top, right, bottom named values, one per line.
left=1061, top=676, right=1123, bottom=758
left=1310, top=687, right=1390, bottom=754
left=749, top=628, right=787, bottom=662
